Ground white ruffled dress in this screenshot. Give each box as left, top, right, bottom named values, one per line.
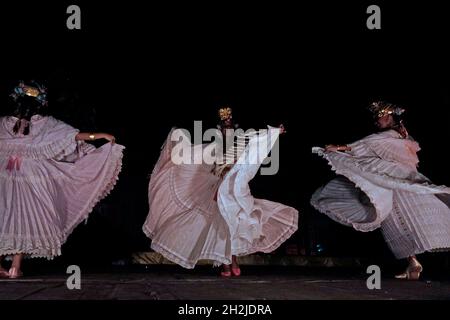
left=311, top=129, right=450, bottom=259
left=143, top=127, right=299, bottom=268
left=0, top=115, right=124, bottom=259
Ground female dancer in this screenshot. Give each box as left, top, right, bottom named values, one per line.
left=143, top=106, right=298, bottom=276
left=0, top=81, right=124, bottom=278
left=311, top=101, right=450, bottom=280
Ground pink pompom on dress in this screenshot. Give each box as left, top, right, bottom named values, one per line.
left=311, top=129, right=450, bottom=259
left=143, top=127, right=299, bottom=268
left=0, top=115, right=124, bottom=259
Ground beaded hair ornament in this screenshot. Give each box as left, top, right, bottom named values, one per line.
left=369, top=101, right=405, bottom=118
left=10, top=81, right=48, bottom=107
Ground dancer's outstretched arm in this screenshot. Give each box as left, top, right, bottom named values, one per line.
left=76, top=132, right=116, bottom=144
left=324, top=144, right=351, bottom=152
left=241, top=124, right=287, bottom=138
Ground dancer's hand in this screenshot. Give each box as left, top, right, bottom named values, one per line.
left=213, top=163, right=232, bottom=178
left=99, top=133, right=116, bottom=144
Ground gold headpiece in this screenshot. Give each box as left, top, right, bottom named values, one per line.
left=218, top=107, right=232, bottom=121
left=23, top=86, right=40, bottom=97
left=10, top=81, right=48, bottom=106
left=369, top=101, right=405, bottom=118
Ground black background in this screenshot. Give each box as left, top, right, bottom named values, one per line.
left=1, top=1, right=449, bottom=270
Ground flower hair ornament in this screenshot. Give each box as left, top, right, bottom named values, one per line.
left=218, top=107, right=233, bottom=121
left=369, top=101, right=405, bottom=118
left=10, top=81, right=48, bottom=107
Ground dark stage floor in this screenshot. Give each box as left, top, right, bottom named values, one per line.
left=1, top=266, right=449, bottom=300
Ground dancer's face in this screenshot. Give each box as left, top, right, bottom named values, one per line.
left=376, top=114, right=395, bottom=129
left=223, top=118, right=233, bottom=128
left=220, top=118, right=235, bottom=138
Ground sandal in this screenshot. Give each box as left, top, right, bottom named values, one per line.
left=8, top=267, right=23, bottom=279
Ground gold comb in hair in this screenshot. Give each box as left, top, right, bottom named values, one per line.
left=218, top=107, right=232, bottom=121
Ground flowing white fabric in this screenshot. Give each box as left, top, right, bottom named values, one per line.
left=144, top=127, right=298, bottom=268
left=311, top=129, right=450, bottom=258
